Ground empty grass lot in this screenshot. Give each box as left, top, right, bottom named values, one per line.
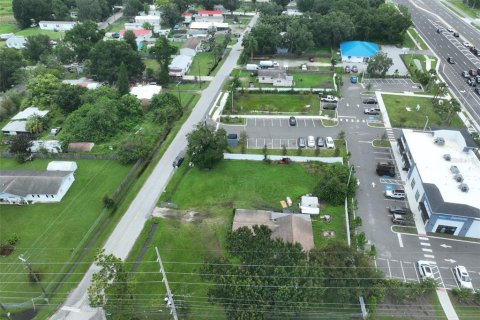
left=382, top=94, right=464, bottom=129
left=0, top=159, right=131, bottom=302
left=15, top=28, right=65, bottom=39
left=227, top=93, right=320, bottom=115
left=188, top=52, right=214, bottom=76
left=445, top=0, right=480, bottom=19
left=292, top=73, right=334, bottom=88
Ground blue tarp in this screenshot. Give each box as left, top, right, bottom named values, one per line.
left=340, top=41, right=379, bottom=58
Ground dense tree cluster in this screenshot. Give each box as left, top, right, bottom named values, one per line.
left=313, top=162, right=357, bottom=205
left=187, top=123, right=227, bottom=169
left=247, top=0, right=412, bottom=56
left=0, top=48, right=25, bottom=92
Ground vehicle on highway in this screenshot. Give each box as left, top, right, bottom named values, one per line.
left=476, top=87, right=480, bottom=95
left=364, top=108, right=380, bottom=115
left=298, top=137, right=306, bottom=148
left=391, top=214, right=407, bottom=225
left=345, top=65, right=351, bottom=73
left=350, top=76, right=358, bottom=84
left=322, top=103, right=337, bottom=110
left=325, top=136, right=335, bottom=149
left=363, top=97, right=378, bottom=104
left=388, top=206, right=410, bottom=215
left=447, top=27, right=453, bottom=32
left=470, top=47, right=479, bottom=56
left=447, top=57, right=455, bottom=64
left=351, top=65, right=358, bottom=73
left=453, top=32, right=459, bottom=37
left=467, top=78, right=477, bottom=87
left=436, top=27, right=445, bottom=33
left=289, top=116, right=297, bottom=126
left=462, top=71, right=470, bottom=78
left=463, top=41, right=472, bottom=47
left=307, top=136, right=315, bottom=148
left=376, top=161, right=395, bottom=177
left=469, top=69, right=477, bottom=77
left=320, top=95, right=339, bottom=103
left=417, top=261, right=435, bottom=281
left=385, top=188, right=406, bottom=200
left=172, top=151, right=185, bottom=168
left=453, top=266, right=473, bottom=289
left=316, top=137, right=324, bottom=148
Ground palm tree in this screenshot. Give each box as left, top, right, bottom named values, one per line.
left=446, top=99, right=461, bottom=125
left=244, top=34, right=258, bottom=61
left=432, top=82, right=448, bottom=105
left=26, top=115, right=44, bottom=134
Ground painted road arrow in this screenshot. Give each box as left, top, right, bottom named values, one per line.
left=444, top=259, right=456, bottom=263
left=440, top=244, right=452, bottom=248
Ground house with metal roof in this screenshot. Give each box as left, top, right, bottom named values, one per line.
left=340, top=41, right=380, bottom=63
left=6, top=35, right=27, bottom=49
left=0, top=161, right=77, bottom=204
left=39, top=21, right=77, bottom=31
left=180, top=38, right=202, bottom=57
left=258, top=68, right=294, bottom=87
left=2, top=107, right=50, bottom=136
left=196, top=10, right=224, bottom=23
left=169, top=55, right=192, bottom=77
left=398, top=129, right=480, bottom=238
left=232, top=209, right=314, bottom=251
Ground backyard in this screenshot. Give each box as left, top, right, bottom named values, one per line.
left=382, top=94, right=464, bottom=129
left=292, top=72, right=334, bottom=88
left=225, top=93, right=320, bottom=115
left=0, top=158, right=131, bottom=302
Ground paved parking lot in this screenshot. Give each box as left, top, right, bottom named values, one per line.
left=362, top=78, right=423, bottom=92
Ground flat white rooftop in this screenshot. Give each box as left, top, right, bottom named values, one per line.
left=403, top=129, right=480, bottom=210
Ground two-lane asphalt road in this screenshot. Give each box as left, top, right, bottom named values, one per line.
left=50, top=15, right=259, bottom=320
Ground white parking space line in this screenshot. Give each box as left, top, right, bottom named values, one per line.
left=279, top=119, right=282, bottom=127
left=312, top=119, right=315, bottom=127
left=397, top=233, right=404, bottom=248
left=420, top=242, right=431, bottom=247
left=414, top=265, right=420, bottom=283
left=424, top=254, right=435, bottom=259
left=422, top=248, right=433, bottom=252
left=400, top=261, right=406, bottom=282
left=387, top=259, right=392, bottom=278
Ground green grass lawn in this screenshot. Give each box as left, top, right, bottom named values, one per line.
left=0, top=22, right=17, bottom=34
left=292, top=73, right=334, bottom=88
left=106, top=18, right=129, bottom=33
left=188, top=52, right=214, bottom=76
left=445, top=0, right=480, bottom=19
left=407, top=28, right=429, bottom=50
left=0, top=158, right=131, bottom=302
left=143, top=58, right=160, bottom=73
left=402, top=31, right=417, bottom=50
left=226, top=93, right=320, bottom=115
left=382, top=94, right=464, bottom=129
left=447, top=292, right=480, bottom=319
left=0, top=0, right=12, bottom=16
left=15, top=27, right=65, bottom=39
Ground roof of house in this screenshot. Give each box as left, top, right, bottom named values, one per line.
left=130, top=85, right=162, bottom=100
left=39, top=21, right=77, bottom=25
left=402, top=129, right=480, bottom=218
left=1, top=120, right=27, bottom=133
left=0, top=170, right=72, bottom=197
left=169, top=55, right=192, bottom=70
left=340, top=41, right=379, bottom=58
left=12, top=107, right=49, bottom=120
left=47, top=161, right=78, bottom=172
left=182, top=37, right=201, bottom=50
left=232, top=209, right=314, bottom=251
left=190, top=22, right=228, bottom=29
left=62, top=78, right=102, bottom=90
left=119, top=29, right=151, bottom=37
left=198, top=10, right=223, bottom=15
left=6, top=36, right=26, bottom=49
left=258, top=68, right=288, bottom=79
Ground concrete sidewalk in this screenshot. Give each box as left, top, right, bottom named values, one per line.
left=436, top=288, right=459, bottom=320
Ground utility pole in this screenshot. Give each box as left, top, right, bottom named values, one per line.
left=18, top=255, right=49, bottom=304
left=155, top=247, right=178, bottom=320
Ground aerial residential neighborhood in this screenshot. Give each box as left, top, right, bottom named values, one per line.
left=1, top=0, right=480, bottom=319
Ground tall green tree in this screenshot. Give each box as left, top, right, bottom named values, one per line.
left=117, top=62, right=129, bottom=95
left=124, top=0, right=143, bottom=16
left=0, top=48, right=25, bottom=92
left=150, top=36, right=176, bottom=84
left=25, top=74, right=61, bottom=109
left=26, top=114, right=44, bottom=134
left=64, top=21, right=105, bottom=61
left=12, top=0, right=52, bottom=29
left=223, top=0, right=239, bottom=16
left=313, top=163, right=357, bottom=205
left=76, top=0, right=110, bottom=21
left=89, top=41, right=145, bottom=83
left=367, top=52, right=393, bottom=77
left=9, top=134, right=32, bottom=163
left=187, top=122, right=227, bottom=169
left=272, top=0, right=290, bottom=8
left=161, top=3, right=181, bottom=27
left=242, top=34, right=258, bottom=60
left=149, top=92, right=182, bottom=124
left=56, top=84, right=88, bottom=114
left=24, top=34, right=52, bottom=63
left=284, top=19, right=313, bottom=55
left=117, top=136, right=151, bottom=164
left=123, top=30, right=138, bottom=51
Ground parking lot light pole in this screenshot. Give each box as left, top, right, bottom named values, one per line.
left=423, top=115, right=429, bottom=131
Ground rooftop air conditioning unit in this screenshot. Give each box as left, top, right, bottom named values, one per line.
left=434, top=137, right=445, bottom=145
left=454, top=174, right=463, bottom=182
left=450, top=165, right=459, bottom=174
left=443, top=154, right=451, bottom=161
left=459, top=183, right=469, bottom=192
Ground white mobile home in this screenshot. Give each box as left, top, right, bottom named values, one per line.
left=39, top=21, right=77, bottom=31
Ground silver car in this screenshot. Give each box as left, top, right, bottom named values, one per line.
left=298, top=137, right=306, bottom=148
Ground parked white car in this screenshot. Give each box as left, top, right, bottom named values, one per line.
left=453, top=265, right=473, bottom=289
left=307, top=136, right=315, bottom=148
left=417, top=261, right=435, bottom=281
left=320, top=95, right=338, bottom=103
left=463, top=41, right=472, bottom=47
left=325, top=136, right=335, bottom=149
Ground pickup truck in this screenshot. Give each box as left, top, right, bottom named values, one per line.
left=320, top=95, right=338, bottom=103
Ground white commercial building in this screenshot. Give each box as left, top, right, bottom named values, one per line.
left=39, top=21, right=77, bottom=31
left=398, top=129, right=480, bottom=238
left=0, top=161, right=77, bottom=204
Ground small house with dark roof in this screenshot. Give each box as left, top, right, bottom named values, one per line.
left=180, top=38, right=202, bottom=57
left=257, top=68, right=293, bottom=87
left=398, top=129, right=480, bottom=238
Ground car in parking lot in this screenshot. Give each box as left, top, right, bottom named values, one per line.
left=436, top=27, right=446, bottom=33
left=417, top=261, right=435, bottom=281
left=289, top=116, right=297, bottom=126
left=453, top=32, right=459, bottom=37
left=325, top=137, right=335, bottom=149
left=469, top=69, right=478, bottom=76
left=467, top=78, right=477, bottom=86
left=391, top=214, right=407, bottom=225
left=363, top=97, right=378, bottom=104
left=350, top=76, right=358, bottom=84
left=447, top=27, right=453, bottom=32
left=388, top=206, right=410, bottom=215
left=320, top=95, right=339, bottom=103
left=376, top=161, right=395, bottom=177
left=463, top=41, right=472, bottom=47
left=307, top=136, right=315, bottom=148
left=316, top=137, right=324, bottom=148
left=364, top=108, right=380, bottom=115
left=447, top=57, right=455, bottom=64
left=322, top=103, right=337, bottom=110
left=345, top=65, right=351, bottom=73
left=462, top=71, right=470, bottom=78
left=452, top=266, right=473, bottom=289
left=385, top=188, right=406, bottom=200
left=351, top=65, right=358, bottom=73
left=112, top=32, right=120, bottom=39
left=476, top=76, right=480, bottom=84
left=476, top=87, right=480, bottom=95
left=298, top=137, right=306, bottom=148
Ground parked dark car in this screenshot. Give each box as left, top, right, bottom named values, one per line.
left=289, top=116, right=297, bottom=126
left=298, top=137, right=306, bottom=148
left=112, top=32, right=120, bottom=39
left=376, top=161, right=395, bottom=177
left=388, top=206, right=411, bottom=215
left=392, top=214, right=408, bottom=225
left=467, top=78, right=477, bottom=86
left=469, top=69, right=478, bottom=77
left=316, top=137, right=324, bottom=147
left=475, top=87, right=480, bottom=95
left=322, top=103, right=337, bottom=110
left=345, top=65, right=351, bottom=73
left=172, top=151, right=185, bottom=168
left=447, top=57, right=455, bottom=64
left=363, top=97, right=378, bottom=104
left=453, top=32, right=459, bottom=37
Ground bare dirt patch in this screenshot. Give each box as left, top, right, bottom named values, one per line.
left=152, top=207, right=209, bottom=223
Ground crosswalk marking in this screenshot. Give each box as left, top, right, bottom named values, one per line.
left=424, top=254, right=435, bottom=259
left=420, top=242, right=431, bottom=247
left=422, top=248, right=433, bottom=252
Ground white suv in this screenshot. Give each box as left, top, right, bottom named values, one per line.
left=385, top=189, right=406, bottom=200
left=417, top=261, right=435, bottom=281
left=325, top=137, right=335, bottom=149
left=453, top=265, right=473, bottom=289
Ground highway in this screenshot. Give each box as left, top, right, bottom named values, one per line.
left=395, top=0, right=480, bottom=130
